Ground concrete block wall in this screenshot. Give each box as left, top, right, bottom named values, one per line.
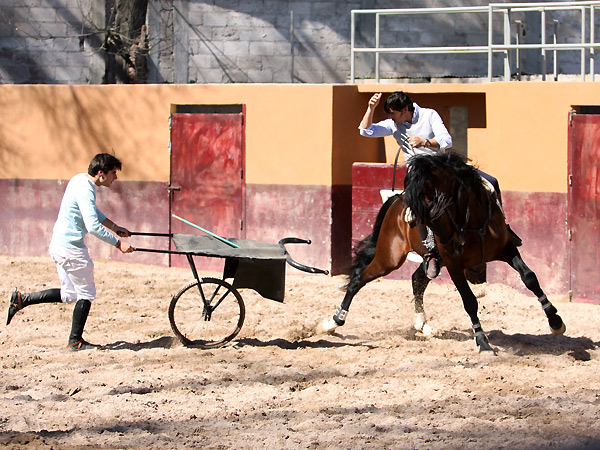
left=0, top=0, right=105, bottom=84
left=1, top=0, right=599, bottom=84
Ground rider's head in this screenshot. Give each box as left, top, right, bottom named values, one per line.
left=88, top=153, right=122, bottom=177
left=383, top=91, right=415, bottom=115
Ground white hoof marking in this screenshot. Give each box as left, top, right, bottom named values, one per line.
left=316, top=318, right=338, bottom=335
left=421, top=323, right=434, bottom=336
left=414, top=313, right=426, bottom=331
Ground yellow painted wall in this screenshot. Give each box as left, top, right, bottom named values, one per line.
left=1, top=82, right=599, bottom=193
left=469, top=82, right=598, bottom=193
left=0, top=84, right=334, bottom=185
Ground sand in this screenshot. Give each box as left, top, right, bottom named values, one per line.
left=1, top=255, right=599, bottom=449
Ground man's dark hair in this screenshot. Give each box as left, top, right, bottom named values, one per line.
left=88, top=153, right=122, bottom=176
left=383, top=91, right=415, bottom=114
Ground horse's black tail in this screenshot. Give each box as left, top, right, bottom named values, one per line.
left=345, top=194, right=400, bottom=289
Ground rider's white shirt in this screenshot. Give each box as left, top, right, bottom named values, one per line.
left=358, top=103, right=453, bottom=164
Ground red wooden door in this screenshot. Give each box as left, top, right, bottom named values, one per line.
left=568, top=113, right=600, bottom=303
left=170, top=113, right=245, bottom=269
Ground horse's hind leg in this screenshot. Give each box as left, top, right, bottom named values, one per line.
left=412, top=266, right=433, bottom=334
left=509, top=251, right=566, bottom=335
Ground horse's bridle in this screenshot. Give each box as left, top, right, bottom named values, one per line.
left=428, top=182, right=493, bottom=262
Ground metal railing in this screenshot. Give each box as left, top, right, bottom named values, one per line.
left=350, top=2, right=600, bottom=83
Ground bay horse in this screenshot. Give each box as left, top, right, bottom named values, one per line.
left=318, top=152, right=565, bottom=353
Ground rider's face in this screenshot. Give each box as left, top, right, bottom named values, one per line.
left=388, top=106, right=411, bottom=124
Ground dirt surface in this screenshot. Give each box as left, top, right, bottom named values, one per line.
left=1, top=255, right=599, bottom=450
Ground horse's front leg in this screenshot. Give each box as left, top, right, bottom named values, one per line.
left=509, top=251, right=566, bottom=335
left=412, top=265, right=433, bottom=335
left=447, top=265, right=494, bottom=354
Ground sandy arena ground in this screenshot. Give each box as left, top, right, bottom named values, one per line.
left=1, top=255, right=599, bottom=449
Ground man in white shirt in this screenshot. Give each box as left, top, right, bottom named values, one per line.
left=7, top=153, right=134, bottom=351
left=358, top=91, right=514, bottom=280
left=359, top=91, right=453, bottom=162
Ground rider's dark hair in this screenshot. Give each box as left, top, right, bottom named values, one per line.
left=383, top=91, right=415, bottom=114
left=88, top=153, right=122, bottom=176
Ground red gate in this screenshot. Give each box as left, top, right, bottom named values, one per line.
left=170, top=112, right=245, bottom=269
left=568, top=112, right=600, bottom=303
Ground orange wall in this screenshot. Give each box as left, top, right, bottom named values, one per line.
left=2, top=82, right=600, bottom=193
left=0, top=84, right=334, bottom=186
left=470, top=82, right=596, bottom=194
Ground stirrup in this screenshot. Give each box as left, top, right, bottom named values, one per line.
left=423, top=253, right=441, bottom=280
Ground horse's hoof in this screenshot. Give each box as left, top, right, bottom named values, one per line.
left=316, top=318, right=338, bottom=335
left=414, top=313, right=434, bottom=336
left=478, top=348, right=497, bottom=357
left=421, top=324, right=434, bottom=336
left=475, top=333, right=495, bottom=355
left=550, top=320, right=566, bottom=336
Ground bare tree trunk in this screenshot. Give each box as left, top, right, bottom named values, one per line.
left=104, top=0, right=149, bottom=83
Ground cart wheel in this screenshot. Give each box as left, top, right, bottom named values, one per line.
left=168, top=277, right=245, bottom=349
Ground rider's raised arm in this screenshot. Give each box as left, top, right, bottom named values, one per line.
left=358, top=119, right=396, bottom=138
left=359, top=93, right=382, bottom=130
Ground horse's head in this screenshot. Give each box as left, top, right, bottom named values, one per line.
left=404, top=152, right=485, bottom=254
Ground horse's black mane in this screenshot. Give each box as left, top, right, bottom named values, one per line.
left=404, top=152, right=483, bottom=223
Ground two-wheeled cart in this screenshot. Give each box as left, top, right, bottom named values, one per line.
left=133, top=233, right=328, bottom=349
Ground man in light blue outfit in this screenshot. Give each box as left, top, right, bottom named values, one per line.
left=7, top=153, right=134, bottom=351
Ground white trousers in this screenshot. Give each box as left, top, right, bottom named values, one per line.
left=49, top=243, right=96, bottom=303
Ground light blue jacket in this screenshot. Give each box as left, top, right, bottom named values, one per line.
left=50, top=173, right=119, bottom=249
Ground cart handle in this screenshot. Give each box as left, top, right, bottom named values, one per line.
left=129, top=232, right=173, bottom=237
left=278, top=238, right=329, bottom=275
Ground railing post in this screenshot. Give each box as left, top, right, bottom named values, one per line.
left=553, top=19, right=559, bottom=81
left=515, top=20, right=523, bottom=81
left=503, top=8, right=511, bottom=81
left=290, top=11, right=295, bottom=83
left=350, top=11, right=355, bottom=83
left=488, top=5, right=494, bottom=82
left=541, top=8, right=547, bottom=81
left=592, top=6, right=596, bottom=81
left=375, top=13, right=380, bottom=83
left=581, top=6, right=586, bottom=81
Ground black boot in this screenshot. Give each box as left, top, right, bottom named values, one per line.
left=423, top=253, right=441, bottom=280
left=7, top=288, right=61, bottom=325
left=67, top=300, right=100, bottom=351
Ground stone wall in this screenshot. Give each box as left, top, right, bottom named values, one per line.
left=1, top=0, right=598, bottom=84
left=0, top=0, right=105, bottom=83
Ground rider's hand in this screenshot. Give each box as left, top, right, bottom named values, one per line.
left=368, top=93, right=382, bottom=109
left=116, top=240, right=134, bottom=253
left=408, top=136, right=426, bottom=148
